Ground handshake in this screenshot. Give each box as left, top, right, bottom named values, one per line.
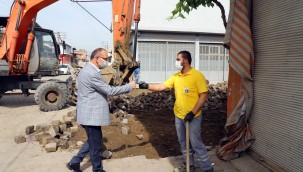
left=138, top=81, right=149, bottom=89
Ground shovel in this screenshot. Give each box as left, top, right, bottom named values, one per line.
left=186, top=121, right=190, bottom=172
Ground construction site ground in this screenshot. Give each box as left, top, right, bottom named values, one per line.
left=0, top=75, right=270, bottom=172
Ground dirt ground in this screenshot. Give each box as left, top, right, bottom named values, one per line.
left=71, top=90, right=227, bottom=159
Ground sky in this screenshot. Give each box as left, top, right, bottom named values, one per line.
left=0, top=0, right=230, bottom=54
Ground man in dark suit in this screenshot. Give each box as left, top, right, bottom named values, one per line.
left=67, top=48, right=136, bottom=172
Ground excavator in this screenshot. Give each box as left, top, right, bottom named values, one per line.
left=0, top=0, right=141, bottom=111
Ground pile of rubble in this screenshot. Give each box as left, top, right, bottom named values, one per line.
left=14, top=110, right=83, bottom=152
left=109, top=82, right=227, bottom=113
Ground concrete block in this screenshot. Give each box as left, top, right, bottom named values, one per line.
left=45, top=143, right=57, bottom=152
left=122, top=118, right=129, bottom=125
left=59, top=124, right=67, bottom=133
left=68, top=126, right=79, bottom=133
left=35, top=124, right=42, bottom=133
left=76, top=141, right=84, bottom=146
left=63, top=116, right=75, bottom=123
left=25, top=125, right=35, bottom=135
left=58, top=139, right=69, bottom=149
left=67, top=110, right=76, bottom=117
left=14, top=135, right=26, bottom=144
left=35, top=132, right=48, bottom=141
left=136, top=134, right=144, bottom=140
left=39, top=135, right=53, bottom=146
left=47, top=126, right=58, bottom=137
left=71, top=121, right=79, bottom=127
left=63, top=131, right=74, bottom=138
left=121, top=127, right=130, bottom=135
left=41, top=125, right=51, bottom=132
left=102, top=150, right=113, bottom=159
left=25, top=134, right=37, bottom=142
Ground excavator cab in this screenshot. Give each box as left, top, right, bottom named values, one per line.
left=28, top=28, right=60, bottom=76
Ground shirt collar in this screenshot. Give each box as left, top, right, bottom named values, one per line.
left=177, top=68, right=194, bottom=76
left=90, top=62, right=100, bottom=72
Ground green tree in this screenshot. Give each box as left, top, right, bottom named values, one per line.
left=170, top=0, right=227, bottom=28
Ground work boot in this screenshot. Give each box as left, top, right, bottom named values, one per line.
left=66, top=162, right=82, bottom=172
left=173, top=163, right=196, bottom=172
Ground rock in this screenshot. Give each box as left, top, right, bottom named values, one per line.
left=41, top=125, right=51, bottom=132
left=14, top=135, right=26, bottom=144
left=136, top=134, right=144, bottom=140
left=63, top=116, right=75, bottom=123
left=52, top=125, right=60, bottom=133
left=76, top=141, right=84, bottom=146
left=68, top=126, right=79, bottom=134
left=51, top=120, right=62, bottom=126
left=121, top=118, right=128, bottom=125
left=59, top=124, right=67, bottom=133
left=67, top=110, right=76, bottom=117
left=121, top=127, right=130, bottom=135
left=35, top=132, right=49, bottom=141
left=25, top=125, right=35, bottom=135
left=58, top=139, right=69, bottom=149
left=63, top=131, right=73, bottom=139
left=47, top=126, right=58, bottom=137
left=45, top=143, right=57, bottom=152
left=39, top=135, right=53, bottom=146
left=35, top=124, right=43, bottom=133
left=71, top=121, right=79, bottom=127
left=25, top=134, right=37, bottom=142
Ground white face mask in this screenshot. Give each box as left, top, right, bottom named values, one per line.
left=175, top=61, right=183, bottom=70
left=97, top=58, right=109, bottom=69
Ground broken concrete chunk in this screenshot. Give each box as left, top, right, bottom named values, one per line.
left=136, top=134, right=144, bottom=140
left=63, top=116, right=75, bottom=123
left=122, top=118, right=128, bottom=125
left=59, top=124, right=67, bottom=133
left=63, top=131, right=73, bottom=139
left=71, top=121, right=79, bottom=127
left=76, top=141, right=84, bottom=146
left=41, top=125, right=51, bottom=132
left=39, top=135, right=53, bottom=146
left=58, top=139, right=69, bottom=149
left=14, top=135, right=26, bottom=144
left=35, top=132, right=49, bottom=141
left=45, top=143, right=57, bottom=152
left=47, top=126, right=58, bottom=137
left=121, top=127, right=130, bottom=135
left=68, top=126, right=79, bottom=133
left=67, top=110, right=76, bottom=117
left=25, top=125, right=35, bottom=135
left=25, top=134, right=37, bottom=142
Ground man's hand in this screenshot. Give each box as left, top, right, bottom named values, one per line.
left=139, top=81, right=149, bottom=89
left=184, top=111, right=195, bottom=122
left=129, top=81, right=136, bottom=89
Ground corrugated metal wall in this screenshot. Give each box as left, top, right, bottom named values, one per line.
left=251, top=1, right=303, bottom=171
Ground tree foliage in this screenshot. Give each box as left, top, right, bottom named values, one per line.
left=170, top=0, right=227, bottom=28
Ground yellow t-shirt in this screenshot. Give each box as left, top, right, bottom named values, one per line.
left=164, top=68, right=208, bottom=119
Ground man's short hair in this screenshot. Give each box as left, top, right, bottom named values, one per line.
left=178, top=51, right=192, bottom=65
left=90, top=48, right=106, bottom=60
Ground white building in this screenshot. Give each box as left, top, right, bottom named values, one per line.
left=132, top=0, right=230, bottom=83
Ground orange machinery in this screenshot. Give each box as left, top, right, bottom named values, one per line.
left=0, top=0, right=141, bottom=111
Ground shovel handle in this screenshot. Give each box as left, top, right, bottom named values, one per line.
left=186, top=121, right=190, bottom=172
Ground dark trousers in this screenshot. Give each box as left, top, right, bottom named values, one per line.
left=70, top=125, right=103, bottom=172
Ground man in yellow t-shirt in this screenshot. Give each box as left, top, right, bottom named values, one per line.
left=139, top=51, right=213, bottom=172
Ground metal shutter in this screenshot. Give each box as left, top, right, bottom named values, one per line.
left=137, top=41, right=195, bottom=83
left=251, top=1, right=303, bottom=171
left=137, top=41, right=166, bottom=83
left=199, top=44, right=229, bottom=83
